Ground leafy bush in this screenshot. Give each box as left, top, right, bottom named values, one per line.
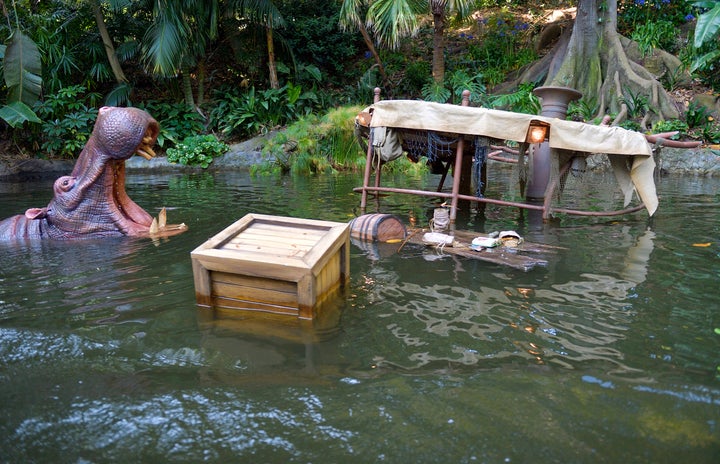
left=489, top=82, right=541, bottom=114
left=255, top=106, right=366, bottom=175
left=210, top=84, right=319, bottom=139
left=691, top=1, right=720, bottom=89
left=166, top=135, right=229, bottom=168
left=138, top=102, right=206, bottom=148
left=652, top=119, right=690, bottom=139
left=32, top=85, right=100, bottom=159
left=631, top=20, right=677, bottom=55
left=685, top=100, right=713, bottom=129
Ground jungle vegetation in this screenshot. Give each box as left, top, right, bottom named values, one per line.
left=0, top=0, right=718, bottom=174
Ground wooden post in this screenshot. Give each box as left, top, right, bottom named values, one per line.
left=360, top=88, right=382, bottom=213
left=449, top=90, right=471, bottom=223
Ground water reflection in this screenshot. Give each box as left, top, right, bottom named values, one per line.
left=355, top=227, right=658, bottom=378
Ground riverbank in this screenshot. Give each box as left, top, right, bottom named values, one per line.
left=0, top=134, right=718, bottom=181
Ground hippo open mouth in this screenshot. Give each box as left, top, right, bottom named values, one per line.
left=0, top=106, right=186, bottom=240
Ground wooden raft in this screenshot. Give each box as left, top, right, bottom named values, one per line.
left=405, top=228, right=559, bottom=271
left=191, top=214, right=350, bottom=319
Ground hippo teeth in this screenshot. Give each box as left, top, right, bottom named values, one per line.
left=136, top=146, right=156, bottom=160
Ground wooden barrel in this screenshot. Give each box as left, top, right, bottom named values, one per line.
left=349, top=213, right=407, bottom=242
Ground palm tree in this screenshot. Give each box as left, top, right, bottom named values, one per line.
left=338, top=0, right=387, bottom=82
left=141, top=0, right=220, bottom=108
left=89, top=0, right=128, bottom=84
left=427, top=0, right=472, bottom=84
left=228, top=0, right=285, bottom=90
left=342, top=0, right=473, bottom=86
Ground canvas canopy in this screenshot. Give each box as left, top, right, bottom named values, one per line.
left=364, top=100, right=658, bottom=216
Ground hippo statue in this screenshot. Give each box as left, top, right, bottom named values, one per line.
left=0, top=106, right=186, bottom=240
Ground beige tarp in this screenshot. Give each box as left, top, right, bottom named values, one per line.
left=365, top=100, right=658, bottom=215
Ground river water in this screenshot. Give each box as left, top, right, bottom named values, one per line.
left=0, top=168, right=718, bottom=463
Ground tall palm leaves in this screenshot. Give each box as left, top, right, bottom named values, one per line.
left=339, top=0, right=473, bottom=91
left=1, top=3, right=42, bottom=127
left=228, top=0, right=285, bottom=89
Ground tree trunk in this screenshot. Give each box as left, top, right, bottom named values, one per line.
left=358, top=21, right=387, bottom=82
left=499, top=0, right=681, bottom=128
left=90, top=0, right=127, bottom=84
left=266, top=24, right=279, bottom=89
left=197, top=58, right=206, bottom=107
left=431, top=9, right=445, bottom=84
left=181, top=64, right=195, bottom=108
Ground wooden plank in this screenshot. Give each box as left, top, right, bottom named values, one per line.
left=406, top=228, right=557, bottom=271
left=212, top=296, right=299, bottom=315
left=220, top=239, right=313, bottom=256
left=212, top=281, right=298, bottom=306
left=192, top=258, right=212, bottom=306
left=212, top=271, right=296, bottom=293
left=191, top=248, right=310, bottom=278
left=226, top=231, right=319, bottom=247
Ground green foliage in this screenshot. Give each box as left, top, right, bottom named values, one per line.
left=618, top=0, right=695, bottom=35
left=209, top=84, right=319, bottom=139
left=619, top=119, right=643, bottom=131
left=631, top=20, right=677, bottom=55
left=660, top=64, right=689, bottom=91
left=282, top=0, right=360, bottom=85
left=421, top=79, right=452, bottom=103
left=652, top=119, right=690, bottom=138
left=568, top=97, right=600, bottom=122
left=402, top=60, right=431, bottom=96
left=448, top=70, right=486, bottom=104
left=691, top=1, right=720, bottom=88
left=4, top=29, right=42, bottom=106
left=489, top=82, right=541, bottom=114
left=685, top=100, right=713, bottom=128
left=619, top=87, right=650, bottom=119
left=138, top=102, right=205, bottom=148
left=166, top=134, right=229, bottom=168
left=32, top=85, right=99, bottom=159
left=455, top=12, right=536, bottom=88
left=255, top=105, right=366, bottom=175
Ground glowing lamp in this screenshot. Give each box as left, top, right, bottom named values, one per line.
left=526, top=120, right=550, bottom=144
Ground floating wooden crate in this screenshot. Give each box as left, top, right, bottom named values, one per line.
left=191, top=214, right=350, bottom=319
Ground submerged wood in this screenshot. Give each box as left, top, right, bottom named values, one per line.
left=405, top=228, right=561, bottom=272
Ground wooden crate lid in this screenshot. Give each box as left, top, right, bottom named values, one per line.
left=191, top=214, right=349, bottom=277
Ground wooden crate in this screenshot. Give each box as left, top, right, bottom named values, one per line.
left=191, top=214, right=350, bottom=319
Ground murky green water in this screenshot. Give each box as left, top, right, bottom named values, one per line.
left=1, top=169, right=719, bottom=463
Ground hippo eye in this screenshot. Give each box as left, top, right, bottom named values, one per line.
left=62, top=180, right=70, bottom=186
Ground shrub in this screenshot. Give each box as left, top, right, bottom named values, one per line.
left=166, top=135, right=229, bottom=168
left=138, top=102, right=206, bottom=148
left=652, top=119, right=690, bottom=139
left=32, top=85, right=100, bottom=159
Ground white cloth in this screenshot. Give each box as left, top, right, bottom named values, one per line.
left=365, top=100, right=658, bottom=215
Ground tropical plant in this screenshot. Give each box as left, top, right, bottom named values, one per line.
left=652, top=119, right=690, bottom=139
left=138, top=101, right=206, bottom=148
left=166, top=134, right=228, bottom=168
left=340, top=0, right=474, bottom=86
left=489, top=82, right=540, bottom=115
left=619, top=86, right=650, bottom=119
left=422, top=79, right=452, bottom=103
left=568, top=97, right=600, bottom=122
left=685, top=100, right=713, bottom=128
left=33, top=85, right=100, bottom=158
left=631, top=20, right=676, bottom=56
left=0, top=2, right=42, bottom=128
left=691, top=0, right=720, bottom=84
left=210, top=84, right=318, bottom=139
